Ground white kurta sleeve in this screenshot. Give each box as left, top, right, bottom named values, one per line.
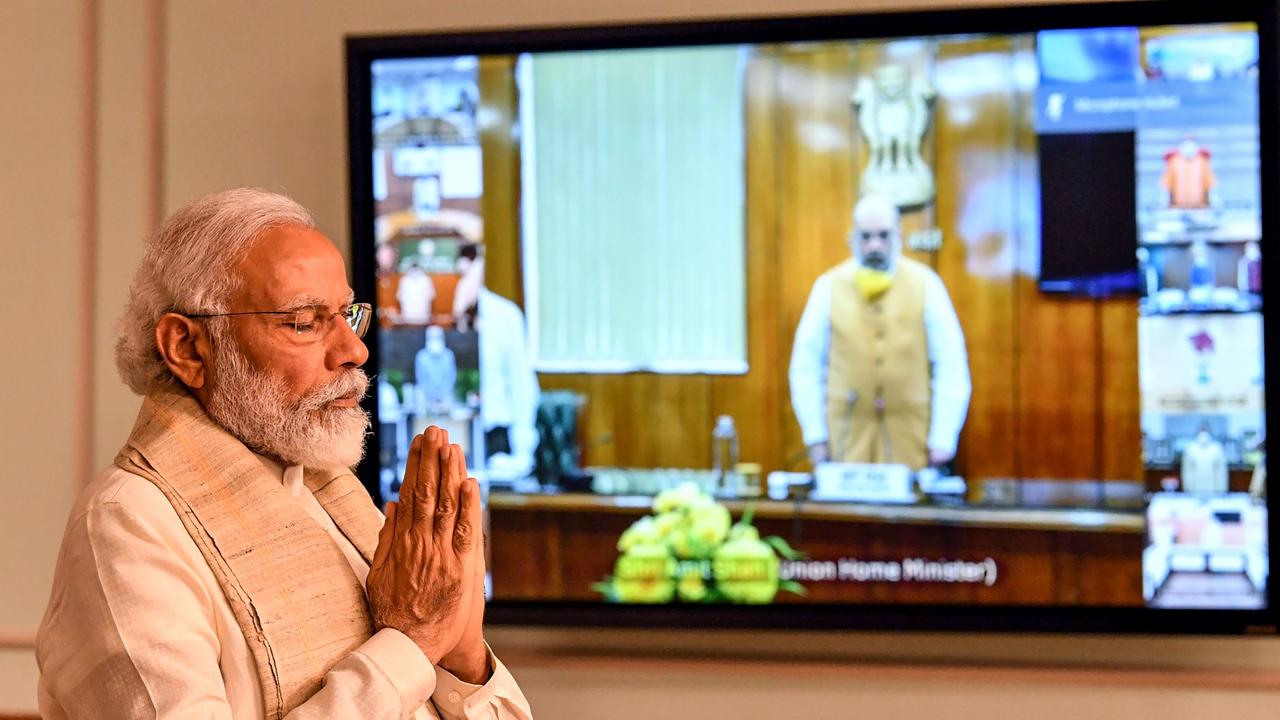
left=788, top=274, right=833, bottom=447
left=37, top=493, right=237, bottom=720
left=921, top=270, right=972, bottom=456
left=294, top=630, right=530, bottom=719
left=430, top=647, right=534, bottom=720
left=35, top=480, right=524, bottom=720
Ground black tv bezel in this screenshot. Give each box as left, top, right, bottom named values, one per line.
left=346, top=0, right=1279, bottom=636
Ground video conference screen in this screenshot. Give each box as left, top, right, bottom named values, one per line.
left=354, top=13, right=1269, bottom=620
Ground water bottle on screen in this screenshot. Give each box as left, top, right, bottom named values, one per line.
left=712, top=415, right=739, bottom=494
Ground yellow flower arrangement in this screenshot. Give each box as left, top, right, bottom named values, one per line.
left=595, top=482, right=806, bottom=604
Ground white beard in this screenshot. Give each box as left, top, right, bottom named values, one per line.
left=204, top=337, right=371, bottom=470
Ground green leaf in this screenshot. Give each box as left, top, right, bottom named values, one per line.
left=591, top=580, right=616, bottom=602
left=740, top=500, right=757, bottom=527
left=779, top=580, right=808, bottom=597
left=764, top=535, right=807, bottom=561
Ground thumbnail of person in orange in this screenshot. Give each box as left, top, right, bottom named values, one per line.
left=1161, top=136, right=1217, bottom=209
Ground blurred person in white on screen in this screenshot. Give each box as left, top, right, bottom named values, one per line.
left=35, top=188, right=532, bottom=719
left=451, top=246, right=540, bottom=481
left=789, top=193, right=971, bottom=471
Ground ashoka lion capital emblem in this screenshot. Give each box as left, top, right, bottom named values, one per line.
left=853, top=64, right=937, bottom=210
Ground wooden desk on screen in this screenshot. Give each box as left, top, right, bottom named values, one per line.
left=488, top=491, right=1147, bottom=606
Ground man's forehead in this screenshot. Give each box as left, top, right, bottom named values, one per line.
left=857, top=207, right=897, bottom=227
left=235, top=226, right=353, bottom=309
left=853, top=195, right=900, bottom=229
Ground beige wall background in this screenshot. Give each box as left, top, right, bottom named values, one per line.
left=3, top=0, right=1280, bottom=716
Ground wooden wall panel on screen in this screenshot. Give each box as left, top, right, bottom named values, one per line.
left=535, top=375, right=713, bottom=471
left=478, top=55, right=523, bottom=307
left=930, top=36, right=1020, bottom=486
left=1013, top=291, right=1102, bottom=481
left=619, top=373, right=712, bottom=470
left=1099, top=298, right=1142, bottom=482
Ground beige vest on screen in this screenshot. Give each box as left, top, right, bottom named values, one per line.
left=114, top=389, right=384, bottom=719
left=825, top=256, right=932, bottom=470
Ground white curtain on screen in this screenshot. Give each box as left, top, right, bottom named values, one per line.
left=519, top=46, right=747, bottom=374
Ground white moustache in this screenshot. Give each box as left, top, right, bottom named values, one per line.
left=300, top=371, right=370, bottom=411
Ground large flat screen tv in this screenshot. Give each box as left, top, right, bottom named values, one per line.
left=346, top=0, right=1277, bottom=633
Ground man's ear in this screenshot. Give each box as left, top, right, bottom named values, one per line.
left=155, top=313, right=212, bottom=390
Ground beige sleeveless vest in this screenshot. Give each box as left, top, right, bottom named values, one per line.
left=114, top=389, right=384, bottom=718
left=825, top=256, right=932, bottom=470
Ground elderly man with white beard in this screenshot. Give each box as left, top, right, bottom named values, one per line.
left=35, top=188, right=532, bottom=719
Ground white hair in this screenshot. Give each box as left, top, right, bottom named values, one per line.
left=114, top=187, right=315, bottom=395
left=852, top=193, right=901, bottom=228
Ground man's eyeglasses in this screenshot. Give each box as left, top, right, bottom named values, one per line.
left=186, top=302, right=373, bottom=341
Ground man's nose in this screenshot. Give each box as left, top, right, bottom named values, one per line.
left=328, top=317, right=370, bottom=369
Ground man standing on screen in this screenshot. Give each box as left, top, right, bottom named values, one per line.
left=452, top=249, right=541, bottom=481
left=789, top=193, right=971, bottom=471
left=36, top=188, right=531, bottom=718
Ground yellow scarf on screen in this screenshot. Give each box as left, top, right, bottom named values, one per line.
left=853, top=266, right=894, bottom=301
left=114, top=389, right=384, bottom=718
